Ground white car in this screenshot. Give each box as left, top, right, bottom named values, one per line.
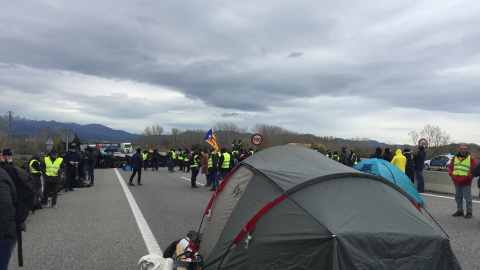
left=424, top=154, right=453, bottom=171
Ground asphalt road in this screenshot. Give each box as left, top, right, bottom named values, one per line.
left=8, top=166, right=480, bottom=269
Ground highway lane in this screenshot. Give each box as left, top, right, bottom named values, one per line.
left=9, top=166, right=480, bottom=269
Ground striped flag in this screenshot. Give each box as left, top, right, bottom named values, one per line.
left=205, top=129, right=219, bottom=152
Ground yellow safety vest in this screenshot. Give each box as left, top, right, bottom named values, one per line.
left=352, top=154, right=357, bottom=165
left=208, top=155, right=213, bottom=168
left=178, top=151, right=184, bottom=160
left=453, top=156, right=471, bottom=176
left=249, top=151, right=254, bottom=156
left=333, top=155, right=339, bottom=161
left=191, top=155, right=199, bottom=168
left=30, top=159, right=42, bottom=174
left=221, top=153, right=231, bottom=169
left=184, top=153, right=189, bottom=162
left=171, top=151, right=176, bottom=159
left=45, top=157, right=63, bottom=177
left=142, top=153, right=148, bottom=161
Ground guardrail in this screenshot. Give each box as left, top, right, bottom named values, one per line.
left=424, top=170, right=480, bottom=198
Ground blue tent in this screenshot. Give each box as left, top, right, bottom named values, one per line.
left=353, top=158, right=425, bottom=205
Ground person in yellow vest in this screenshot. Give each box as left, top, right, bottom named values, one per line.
left=449, top=145, right=477, bottom=218
left=207, top=148, right=219, bottom=191
left=142, top=151, right=149, bottom=171
left=178, top=148, right=184, bottom=171
left=348, top=150, right=359, bottom=167
left=189, top=150, right=202, bottom=188
left=40, top=149, right=66, bottom=209
left=325, top=150, right=333, bottom=159
left=219, top=148, right=231, bottom=180
left=29, top=152, right=45, bottom=204
left=167, top=147, right=176, bottom=172
left=184, top=149, right=190, bottom=173
left=332, top=151, right=340, bottom=162
left=247, top=148, right=254, bottom=157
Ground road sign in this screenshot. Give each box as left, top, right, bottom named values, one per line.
left=251, top=133, right=263, bottom=146
left=46, top=139, right=53, bottom=151
left=418, top=138, right=428, bottom=149
left=60, top=129, right=75, bottom=143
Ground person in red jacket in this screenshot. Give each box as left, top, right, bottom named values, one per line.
left=449, top=145, right=477, bottom=218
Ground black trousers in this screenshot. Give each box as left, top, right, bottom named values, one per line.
left=130, top=167, right=142, bottom=183
left=88, top=164, right=95, bottom=184
left=43, top=181, right=60, bottom=205
left=191, top=168, right=199, bottom=186
left=405, top=169, right=415, bottom=184
left=65, top=167, right=77, bottom=190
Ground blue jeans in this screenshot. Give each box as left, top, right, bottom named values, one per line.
left=455, top=185, right=473, bottom=213
left=0, top=236, right=17, bottom=270
left=168, top=160, right=175, bottom=171
left=415, top=170, right=424, bottom=192
left=211, top=172, right=219, bottom=189
left=221, top=170, right=228, bottom=180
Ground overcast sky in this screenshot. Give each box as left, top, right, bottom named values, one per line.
left=1, top=0, right=480, bottom=145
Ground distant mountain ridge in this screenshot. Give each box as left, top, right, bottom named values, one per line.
left=9, top=117, right=139, bottom=142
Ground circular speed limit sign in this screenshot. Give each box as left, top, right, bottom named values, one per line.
left=418, top=138, right=428, bottom=149
left=251, top=133, right=263, bottom=146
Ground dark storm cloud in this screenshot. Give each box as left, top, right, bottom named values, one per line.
left=2, top=0, right=480, bottom=142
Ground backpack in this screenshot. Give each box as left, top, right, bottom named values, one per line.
left=406, top=156, right=414, bottom=169
left=2, top=165, right=37, bottom=267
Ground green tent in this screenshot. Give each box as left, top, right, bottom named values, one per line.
left=198, top=145, right=460, bottom=269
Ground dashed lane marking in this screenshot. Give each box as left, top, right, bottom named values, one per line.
left=114, top=168, right=162, bottom=255
left=180, top=177, right=205, bottom=186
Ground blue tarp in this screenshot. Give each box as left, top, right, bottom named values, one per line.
left=353, top=158, right=425, bottom=205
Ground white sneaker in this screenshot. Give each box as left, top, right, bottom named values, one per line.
left=52, top=204, right=57, bottom=209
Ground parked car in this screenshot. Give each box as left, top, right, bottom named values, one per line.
left=424, top=154, right=453, bottom=171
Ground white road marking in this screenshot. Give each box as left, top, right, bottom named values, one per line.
left=114, top=169, right=162, bottom=255
left=421, top=193, right=480, bottom=203
left=181, top=176, right=205, bottom=186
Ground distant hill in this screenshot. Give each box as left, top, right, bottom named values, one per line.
left=9, top=116, right=139, bottom=142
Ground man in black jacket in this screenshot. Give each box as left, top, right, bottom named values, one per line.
left=414, top=146, right=427, bottom=193
left=339, top=146, right=349, bottom=166
left=63, top=145, right=81, bottom=192
left=129, top=148, right=143, bottom=186
left=0, top=167, right=17, bottom=269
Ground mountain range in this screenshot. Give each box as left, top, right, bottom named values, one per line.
left=7, top=117, right=139, bottom=142
left=5, top=116, right=402, bottom=148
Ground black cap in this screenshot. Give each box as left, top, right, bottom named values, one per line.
left=51, top=149, right=59, bottom=154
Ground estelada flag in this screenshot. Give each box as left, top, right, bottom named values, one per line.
left=205, top=129, right=219, bottom=152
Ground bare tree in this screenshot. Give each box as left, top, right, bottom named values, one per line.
left=408, top=131, right=419, bottom=145
left=409, top=124, right=451, bottom=147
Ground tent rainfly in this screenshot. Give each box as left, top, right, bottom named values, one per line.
left=197, top=145, right=460, bottom=270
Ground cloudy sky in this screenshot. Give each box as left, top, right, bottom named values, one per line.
left=1, top=0, right=480, bottom=145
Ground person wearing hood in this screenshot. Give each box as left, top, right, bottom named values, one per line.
left=370, top=147, right=382, bottom=159
left=414, top=146, right=427, bottom=193
left=403, top=149, right=415, bottom=184
left=339, top=147, right=349, bottom=166
left=449, top=145, right=477, bottom=218
left=382, top=148, right=393, bottom=162
left=391, top=149, right=406, bottom=172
